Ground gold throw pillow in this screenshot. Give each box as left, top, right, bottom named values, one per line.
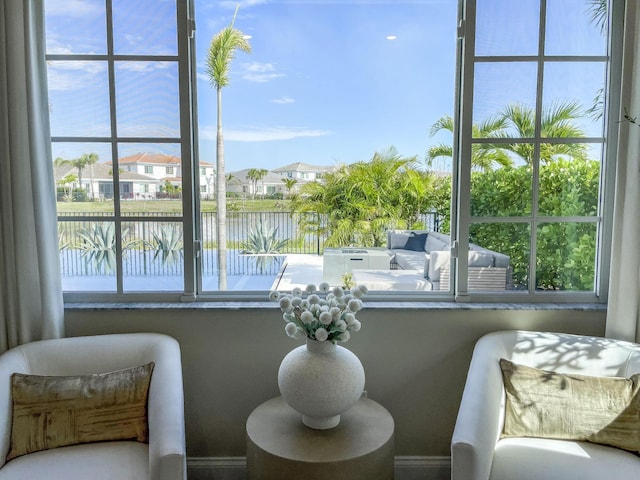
left=500, top=358, right=640, bottom=454
left=7, top=362, right=154, bottom=461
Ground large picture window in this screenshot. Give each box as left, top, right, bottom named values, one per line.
left=46, top=0, right=619, bottom=302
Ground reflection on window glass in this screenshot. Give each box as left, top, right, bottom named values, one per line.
left=538, top=144, right=601, bottom=217
left=117, top=143, right=183, bottom=215
left=51, top=143, right=113, bottom=211
left=471, top=159, right=532, bottom=217
left=122, top=222, right=184, bottom=292
left=112, top=0, right=177, bottom=55
left=475, top=0, right=540, bottom=56
left=473, top=62, right=538, bottom=131
left=47, top=62, right=110, bottom=137
left=44, top=0, right=107, bottom=55
left=59, top=221, right=117, bottom=292
left=470, top=223, right=530, bottom=291
left=542, top=62, right=607, bottom=137
left=545, top=0, right=608, bottom=56
left=115, top=62, right=180, bottom=138
left=536, top=222, right=597, bottom=292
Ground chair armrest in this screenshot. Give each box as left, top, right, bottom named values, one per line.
left=147, top=339, right=187, bottom=480
left=0, top=350, right=28, bottom=469
left=451, top=339, right=506, bottom=480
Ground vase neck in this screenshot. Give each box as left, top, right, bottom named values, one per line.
left=306, top=338, right=336, bottom=353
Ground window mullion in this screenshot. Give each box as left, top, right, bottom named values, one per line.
left=454, top=0, right=477, bottom=301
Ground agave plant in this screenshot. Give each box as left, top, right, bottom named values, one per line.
left=240, top=219, right=288, bottom=255
left=150, top=224, right=184, bottom=266
left=240, top=219, right=288, bottom=273
left=58, top=225, right=71, bottom=251
left=76, top=223, right=138, bottom=274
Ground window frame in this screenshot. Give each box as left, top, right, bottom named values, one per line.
left=448, top=0, right=623, bottom=304
left=53, top=0, right=623, bottom=304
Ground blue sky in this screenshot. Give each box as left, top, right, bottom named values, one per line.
left=45, top=0, right=607, bottom=172
left=195, top=0, right=458, bottom=172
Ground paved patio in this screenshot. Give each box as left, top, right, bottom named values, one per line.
left=271, top=254, right=324, bottom=290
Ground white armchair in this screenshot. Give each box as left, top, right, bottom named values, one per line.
left=0, top=333, right=186, bottom=480
left=451, top=330, right=640, bottom=480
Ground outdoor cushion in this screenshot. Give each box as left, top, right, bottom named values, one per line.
left=425, top=234, right=448, bottom=253
left=394, top=250, right=427, bottom=273
left=388, top=232, right=412, bottom=249
left=405, top=233, right=428, bottom=251
left=429, top=250, right=493, bottom=281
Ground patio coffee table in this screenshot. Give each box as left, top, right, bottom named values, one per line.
left=352, top=269, right=430, bottom=291
left=323, top=248, right=391, bottom=285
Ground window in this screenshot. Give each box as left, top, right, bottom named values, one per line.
left=451, top=0, right=619, bottom=301
left=46, top=0, right=620, bottom=302
left=48, top=0, right=192, bottom=298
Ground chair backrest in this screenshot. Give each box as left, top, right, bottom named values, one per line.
left=478, top=330, right=640, bottom=378
left=0, top=333, right=181, bottom=468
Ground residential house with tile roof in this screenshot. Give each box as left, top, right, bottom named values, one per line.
left=54, top=163, right=161, bottom=200
left=271, top=162, right=335, bottom=182
left=116, top=153, right=216, bottom=198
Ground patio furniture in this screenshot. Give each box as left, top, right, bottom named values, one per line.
left=352, top=269, right=429, bottom=291
left=0, top=333, right=186, bottom=480
left=386, top=230, right=511, bottom=290
left=323, top=248, right=391, bottom=285
left=451, top=330, right=640, bottom=480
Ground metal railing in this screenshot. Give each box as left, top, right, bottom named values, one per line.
left=57, top=211, right=440, bottom=277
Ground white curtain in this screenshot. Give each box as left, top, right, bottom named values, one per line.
left=0, top=0, right=64, bottom=353
left=606, top=1, right=640, bottom=343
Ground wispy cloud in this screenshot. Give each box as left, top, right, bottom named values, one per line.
left=240, top=62, right=284, bottom=83
left=116, top=61, right=173, bottom=73
left=271, top=97, right=295, bottom=104
left=47, top=61, right=107, bottom=91
left=200, top=125, right=331, bottom=142
left=45, top=0, right=102, bottom=17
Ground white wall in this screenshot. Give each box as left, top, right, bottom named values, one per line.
left=65, top=305, right=606, bottom=479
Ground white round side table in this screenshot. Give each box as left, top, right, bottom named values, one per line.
left=246, top=396, right=395, bottom=480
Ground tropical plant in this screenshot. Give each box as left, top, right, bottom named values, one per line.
left=427, top=114, right=512, bottom=172
left=281, top=177, right=298, bottom=197
left=291, top=148, right=436, bottom=247
left=247, top=168, right=268, bottom=199
left=240, top=218, right=288, bottom=273
left=240, top=219, right=288, bottom=255
left=76, top=223, right=120, bottom=274
left=427, top=102, right=588, bottom=169
left=80, top=152, right=99, bottom=200
left=150, top=224, right=184, bottom=266
left=54, top=153, right=100, bottom=198
left=57, top=173, right=78, bottom=200
left=206, top=5, right=251, bottom=290
left=75, top=223, right=138, bottom=274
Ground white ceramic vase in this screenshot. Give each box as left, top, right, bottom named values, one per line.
left=278, top=338, right=365, bottom=429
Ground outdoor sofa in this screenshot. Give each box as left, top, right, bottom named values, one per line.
left=386, top=230, right=511, bottom=291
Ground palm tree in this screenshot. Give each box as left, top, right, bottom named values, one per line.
left=281, top=177, right=298, bottom=197
left=247, top=168, right=268, bottom=199
left=205, top=5, right=251, bottom=290
left=79, top=152, right=99, bottom=200
left=427, top=101, right=587, bottom=170
left=291, top=149, right=433, bottom=247
left=427, top=114, right=512, bottom=172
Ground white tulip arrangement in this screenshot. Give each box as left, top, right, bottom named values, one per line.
left=269, top=282, right=368, bottom=343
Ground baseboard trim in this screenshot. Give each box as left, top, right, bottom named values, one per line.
left=187, top=455, right=451, bottom=480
